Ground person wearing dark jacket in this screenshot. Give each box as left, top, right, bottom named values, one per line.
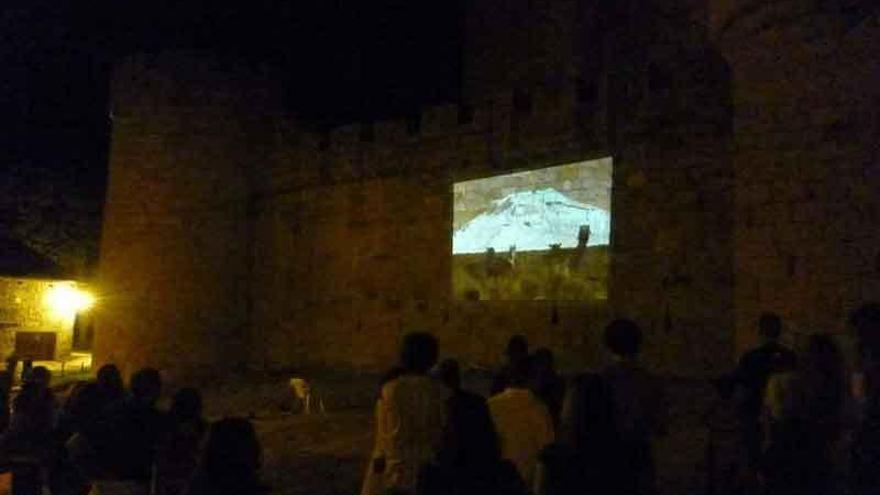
left=187, top=418, right=267, bottom=495
left=850, top=303, right=880, bottom=495
left=91, top=368, right=167, bottom=494
left=421, top=359, right=528, bottom=495
left=154, top=388, right=207, bottom=495
left=529, top=348, right=565, bottom=430
left=600, top=319, right=666, bottom=495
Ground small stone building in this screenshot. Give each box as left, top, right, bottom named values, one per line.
left=0, top=237, right=89, bottom=361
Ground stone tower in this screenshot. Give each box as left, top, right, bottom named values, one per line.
left=95, top=53, right=280, bottom=380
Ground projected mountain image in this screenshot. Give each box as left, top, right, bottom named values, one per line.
left=453, top=188, right=610, bottom=254
left=451, top=159, right=612, bottom=301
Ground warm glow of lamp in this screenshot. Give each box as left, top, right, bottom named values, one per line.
left=45, top=285, right=95, bottom=319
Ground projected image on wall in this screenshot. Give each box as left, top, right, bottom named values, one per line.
left=453, top=158, right=612, bottom=301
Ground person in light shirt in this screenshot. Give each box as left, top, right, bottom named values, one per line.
left=378, top=332, right=450, bottom=494
left=488, top=356, right=555, bottom=489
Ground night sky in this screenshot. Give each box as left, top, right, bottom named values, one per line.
left=1, top=0, right=465, bottom=269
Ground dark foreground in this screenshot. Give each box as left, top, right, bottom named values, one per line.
left=194, top=374, right=721, bottom=495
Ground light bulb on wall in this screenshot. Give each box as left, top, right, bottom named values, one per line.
left=44, top=284, right=95, bottom=319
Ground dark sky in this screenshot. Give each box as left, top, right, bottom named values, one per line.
left=1, top=0, right=465, bottom=267
left=2, top=0, right=465, bottom=187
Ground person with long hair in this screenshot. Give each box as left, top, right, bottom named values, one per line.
left=154, top=388, right=207, bottom=495
left=187, top=418, right=266, bottom=495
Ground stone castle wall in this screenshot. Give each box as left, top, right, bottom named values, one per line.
left=96, top=1, right=879, bottom=379
left=710, top=0, right=880, bottom=352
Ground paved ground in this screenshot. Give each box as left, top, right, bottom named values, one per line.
left=196, top=373, right=716, bottom=495
left=1, top=370, right=826, bottom=495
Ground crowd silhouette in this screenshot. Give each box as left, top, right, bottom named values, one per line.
left=0, top=303, right=877, bottom=495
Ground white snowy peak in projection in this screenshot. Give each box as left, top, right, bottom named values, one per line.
left=453, top=188, right=610, bottom=254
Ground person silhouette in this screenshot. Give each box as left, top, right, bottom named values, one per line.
left=600, top=319, right=666, bottom=495
left=93, top=368, right=166, bottom=495
left=377, top=332, right=450, bottom=493
left=850, top=302, right=880, bottom=495
left=154, top=388, right=207, bottom=495
left=421, top=359, right=527, bottom=495
left=733, top=313, right=797, bottom=471
left=491, top=335, right=529, bottom=396
left=763, top=334, right=845, bottom=495
left=187, top=418, right=266, bottom=495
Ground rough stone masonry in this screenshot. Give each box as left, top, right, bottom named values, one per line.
left=95, top=0, right=880, bottom=380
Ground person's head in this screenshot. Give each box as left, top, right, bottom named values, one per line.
left=170, top=387, right=203, bottom=422
left=130, top=368, right=162, bottom=406
left=758, top=312, right=783, bottom=341
left=531, top=347, right=555, bottom=374
left=202, top=418, right=261, bottom=477
left=399, top=332, right=439, bottom=374
left=505, top=335, right=528, bottom=362
left=27, top=366, right=51, bottom=388
left=96, top=364, right=124, bottom=397
left=432, top=358, right=461, bottom=390
left=851, top=302, right=880, bottom=362
left=604, top=319, right=642, bottom=359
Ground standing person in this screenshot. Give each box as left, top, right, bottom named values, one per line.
left=762, top=334, right=845, bottom=495
left=49, top=382, right=105, bottom=495
left=94, top=365, right=125, bottom=410
left=2, top=366, right=56, bottom=495
left=422, top=359, right=527, bottom=495
left=529, top=348, right=566, bottom=430
left=153, top=388, right=207, bottom=495
left=601, top=319, right=666, bottom=495
left=187, top=418, right=267, bottom=495
left=0, top=370, right=12, bottom=432
left=488, top=357, right=555, bottom=489
left=378, top=332, right=450, bottom=494
left=703, top=375, right=748, bottom=495
left=360, top=366, right=403, bottom=495
left=733, top=313, right=797, bottom=471
left=849, top=302, right=880, bottom=495
left=491, top=335, right=529, bottom=396
left=92, top=368, right=167, bottom=495
left=433, top=359, right=499, bottom=473
left=551, top=372, right=615, bottom=495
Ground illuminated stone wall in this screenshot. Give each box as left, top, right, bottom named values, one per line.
left=96, top=53, right=279, bottom=380
left=711, top=0, right=880, bottom=352
left=0, top=277, right=78, bottom=360
left=98, top=0, right=879, bottom=378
